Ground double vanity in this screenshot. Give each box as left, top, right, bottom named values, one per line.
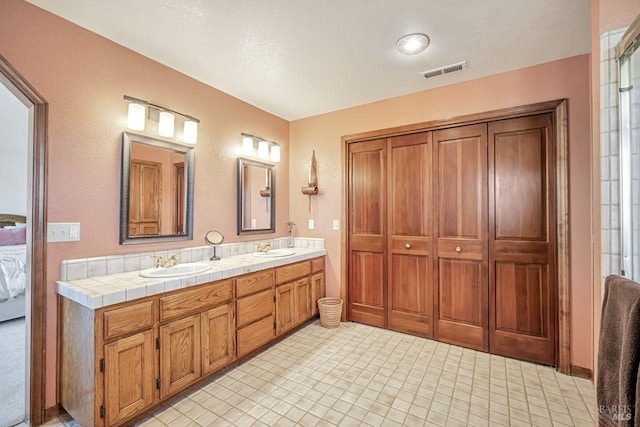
left=57, top=243, right=326, bottom=427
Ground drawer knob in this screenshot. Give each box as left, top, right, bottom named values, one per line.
left=455, top=246, right=462, bottom=253
left=405, top=242, right=412, bottom=249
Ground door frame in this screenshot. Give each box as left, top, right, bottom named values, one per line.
left=341, top=99, right=571, bottom=374
left=0, top=54, right=48, bottom=423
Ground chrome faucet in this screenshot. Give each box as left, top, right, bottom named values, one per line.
left=257, top=242, right=272, bottom=253
left=150, top=253, right=180, bottom=268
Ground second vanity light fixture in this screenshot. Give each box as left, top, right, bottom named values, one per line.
left=124, top=95, right=199, bottom=144
left=241, top=133, right=280, bottom=163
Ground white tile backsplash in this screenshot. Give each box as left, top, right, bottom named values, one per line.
left=58, top=237, right=325, bottom=283
left=106, top=255, right=125, bottom=275
left=66, top=259, right=88, bottom=281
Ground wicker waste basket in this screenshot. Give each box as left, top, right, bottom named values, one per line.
left=317, top=297, right=343, bottom=329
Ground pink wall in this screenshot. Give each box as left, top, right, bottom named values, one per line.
left=0, top=0, right=290, bottom=407
left=290, top=54, right=593, bottom=370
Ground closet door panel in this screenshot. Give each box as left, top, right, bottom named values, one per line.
left=348, top=139, right=387, bottom=327
left=489, top=114, right=555, bottom=366
left=387, top=133, right=433, bottom=337
left=434, top=124, right=488, bottom=351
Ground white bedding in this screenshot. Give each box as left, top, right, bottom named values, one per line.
left=0, top=245, right=26, bottom=301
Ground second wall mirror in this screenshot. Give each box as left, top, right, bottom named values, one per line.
left=237, top=158, right=275, bottom=235
left=120, top=132, right=195, bottom=244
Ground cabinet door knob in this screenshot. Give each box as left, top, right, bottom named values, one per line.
left=405, top=243, right=412, bottom=249
left=455, top=246, right=462, bottom=253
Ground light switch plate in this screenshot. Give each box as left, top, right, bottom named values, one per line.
left=48, top=222, right=81, bottom=242
left=333, top=219, right=340, bottom=230
left=308, top=219, right=314, bottom=230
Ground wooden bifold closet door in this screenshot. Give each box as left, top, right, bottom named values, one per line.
left=347, top=112, right=557, bottom=366
left=488, top=114, right=556, bottom=366
left=387, top=132, right=433, bottom=337
left=433, top=123, right=489, bottom=352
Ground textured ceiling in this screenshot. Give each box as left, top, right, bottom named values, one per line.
left=26, top=0, right=591, bottom=120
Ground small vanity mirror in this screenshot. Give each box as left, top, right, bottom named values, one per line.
left=120, top=132, right=194, bottom=244
left=205, top=230, right=224, bottom=260
left=237, top=158, right=275, bottom=235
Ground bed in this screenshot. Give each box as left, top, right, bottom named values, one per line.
left=0, top=214, right=27, bottom=322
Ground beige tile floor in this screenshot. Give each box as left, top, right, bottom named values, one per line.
left=45, top=321, right=595, bottom=427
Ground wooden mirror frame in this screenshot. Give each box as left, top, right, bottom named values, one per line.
left=237, top=158, right=276, bottom=235
left=120, top=132, right=195, bottom=244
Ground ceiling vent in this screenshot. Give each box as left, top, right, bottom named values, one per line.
left=420, top=61, right=468, bottom=80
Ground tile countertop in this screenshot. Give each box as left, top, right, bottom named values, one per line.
left=56, top=248, right=327, bottom=310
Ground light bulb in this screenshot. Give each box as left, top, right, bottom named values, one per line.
left=158, top=111, right=175, bottom=137
left=183, top=120, right=198, bottom=144
left=258, top=140, right=269, bottom=159
left=270, top=145, right=280, bottom=162
left=127, top=103, right=145, bottom=131
left=242, top=137, right=254, bottom=156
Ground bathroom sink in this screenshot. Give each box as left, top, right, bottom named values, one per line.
left=140, top=262, right=211, bottom=278
left=251, top=249, right=296, bottom=258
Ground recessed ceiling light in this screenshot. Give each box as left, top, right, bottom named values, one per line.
left=395, top=33, right=430, bottom=55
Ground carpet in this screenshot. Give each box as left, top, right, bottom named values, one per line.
left=0, top=317, right=25, bottom=427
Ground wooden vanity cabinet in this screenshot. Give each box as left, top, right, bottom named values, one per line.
left=275, top=282, right=295, bottom=334
left=201, top=303, right=235, bottom=375
left=159, top=314, right=201, bottom=398
left=236, top=270, right=275, bottom=357
left=60, top=256, right=325, bottom=427
left=104, top=329, right=156, bottom=425
left=158, top=280, right=233, bottom=398
left=275, top=261, right=315, bottom=335
left=311, top=257, right=326, bottom=316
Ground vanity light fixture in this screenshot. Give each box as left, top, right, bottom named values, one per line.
left=241, top=133, right=280, bottom=163
left=158, top=111, right=175, bottom=137
left=123, top=95, right=200, bottom=143
left=183, top=120, right=198, bottom=144
left=270, top=145, right=281, bottom=162
left=258, top=140, right=269, bottom=159
left=127, top=102, right=146, bottom=131
left=242, top=136, right=254, bottom=156
left=395, top=33, right=430, bottom=55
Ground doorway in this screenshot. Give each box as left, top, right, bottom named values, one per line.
left=342, top=100, right=571, bottom=373
left=0, top=54, right=48, bottom=425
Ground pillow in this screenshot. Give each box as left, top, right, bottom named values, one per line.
left=14, top=222, right=27, bottom=228
left=0, top=226, right=26, bottom=246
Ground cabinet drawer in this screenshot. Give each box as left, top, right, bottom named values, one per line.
left=237, top=289, right=274, bottom=328
left=311, top=257, right=325, bottom=273
left=103, top=300, right=154, bottom=340
left=160, top=280, right=233, bottom=322
left=237, top=315, right=275, bottom=356
left=236, top=270, right=274, bottom=297
left=276, top=261, right=310, bottom=285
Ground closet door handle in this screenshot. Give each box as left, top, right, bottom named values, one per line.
left=405, top=243, right=412, bottom=249
left=455, top=246, right=462, bottom=253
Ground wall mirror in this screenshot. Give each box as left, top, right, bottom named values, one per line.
left=237, top=158, right=275, bottom=235
left=120, top=131, right=194, bottom=244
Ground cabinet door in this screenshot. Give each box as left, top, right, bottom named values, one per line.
left=201, top=303, right=236, bottom=375
left=434, top=124, right=489, bottom=352
left=159, top=315, right=201, bottom=398
left=294, top=278, right=312, bottom=324
left=387, top=132, right=433, bottom=338
left=275, top=283, right=295, bottom=335
left=104, top=330, right=156, bottom=426
left=311, top=272, right=325, bottom=316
